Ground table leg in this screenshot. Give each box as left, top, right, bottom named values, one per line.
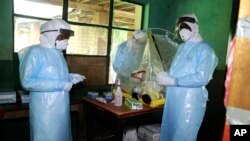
left=86, top=104, right=94, bottom=141
left=114, top=119, right=125, bottom=141
left=77, top=104, right=83, bottom=141
left=70, top=102, right=84, bottom=141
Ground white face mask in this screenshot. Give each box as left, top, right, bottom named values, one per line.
left=55, top=40, right=69, bottom=51
left=179, top=29, right=193, bottom=42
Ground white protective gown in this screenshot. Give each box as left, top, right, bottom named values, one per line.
left=160, top=41, right=218, bottom=141
left=19, top=45, right=72, bottom=141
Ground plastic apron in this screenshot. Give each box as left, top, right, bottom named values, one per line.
left=19, top=45, right=72, bottom=141
left=160, top=41, right=218, bottom=141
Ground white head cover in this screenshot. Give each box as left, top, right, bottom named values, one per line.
left=133, top=30, right=147, bottom=40
left=177, top=13, right=202, bottom=42
left=127, top=30, right=147, bottom=47
left=39, top=19, right=71, bottom=49
left=181, top=14, right=199, bottom=32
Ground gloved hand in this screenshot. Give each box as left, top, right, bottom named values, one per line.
left=69, top=73, right=86, bottom=84
left=64, top=82, right=73, bottom=92
left=156, top=71, right=175, bottom=86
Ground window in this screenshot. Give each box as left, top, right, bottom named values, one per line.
left=14, top=0, right=64, bottom=52
left=14, top=0, right=144, bottom=85
left=67, top=25, right=108, bottom=55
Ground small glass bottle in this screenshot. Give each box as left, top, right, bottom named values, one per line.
left=114, top=79, right=123, bottom=106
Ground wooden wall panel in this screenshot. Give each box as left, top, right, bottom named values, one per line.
left=228, top=39, right=250, bottom=109
left=238, top=0, right=250, bottom=18
left=66, top=56, right=107, bottom=86
left=228, top=0, right=250, bottom=110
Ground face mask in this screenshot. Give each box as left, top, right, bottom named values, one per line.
left=179, top=29, right=193, bottom=41
left=55, top=39, right=69, bottom=51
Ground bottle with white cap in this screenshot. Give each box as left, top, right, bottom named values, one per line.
left=114, top=79, right=123, bottom=106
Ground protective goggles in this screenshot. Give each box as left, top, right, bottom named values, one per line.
left=176, top=22, right=192, bottom=32
left=41, top=28, right=74, bottom=36
left=176, top=16, right=198, bottom=26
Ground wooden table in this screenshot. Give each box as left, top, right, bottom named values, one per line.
left=82, top=97, right=164, bottom=141
left=0, top=99, right=83, bottom=141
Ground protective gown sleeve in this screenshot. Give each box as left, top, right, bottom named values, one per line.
left=19, top=47, right=70, bottom=92
left=175, top=44, right=218, bottom=87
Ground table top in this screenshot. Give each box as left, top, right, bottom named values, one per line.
left=82, top=97, right=164, bottom=119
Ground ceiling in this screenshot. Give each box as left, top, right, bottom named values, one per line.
left=28, top=0, right=138, bottom=27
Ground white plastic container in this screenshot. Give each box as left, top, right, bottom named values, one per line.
left=114, top=79, right=123, bottom=106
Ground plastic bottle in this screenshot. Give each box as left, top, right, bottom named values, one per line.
left=114, top=79, right=123, bottom=106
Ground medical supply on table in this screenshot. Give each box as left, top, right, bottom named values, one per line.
left=149, top=98, right=165, bottom=108
left=125, top=98, right=143, bottom=110
left=138, top=97, right=165, bottom=108
left=87, top=91, right=99, bottom=100
left=112, top=89, right=131, bottom=99
left=132, top=92, right=140, bottom=100
left=132, top=86, right=142, bottom=100
left=141, top=94, right=152, bottom=105
left=96, top=97, right=107, bottom=103
left=122, top=92, right=132, bottom=98
left=103, top=92, right=113, bottom=103
left=114, top=79, right=123, bottom=106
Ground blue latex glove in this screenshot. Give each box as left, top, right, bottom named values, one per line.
left=63, top=82, right=73, bottom=91
left=69, top=73, right=86, bottom=84
left=156, top=71, right=175, bottom=86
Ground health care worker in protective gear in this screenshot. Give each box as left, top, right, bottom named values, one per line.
left=156, top=14, right=218, bottom=141
left=18, top=19, right=85, bottom=141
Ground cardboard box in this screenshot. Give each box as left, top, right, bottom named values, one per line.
left=138, top=124, right=161, bottom=141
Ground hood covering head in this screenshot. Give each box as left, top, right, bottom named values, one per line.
left=177, top=14, right=199, bottom=32
left=176, top=13, right=202, bottom=42
left=127, top=30, right=147, bottom=48
left=132, top=30, right=147, bottom=43
left=39, top=19, right=73, bottom=48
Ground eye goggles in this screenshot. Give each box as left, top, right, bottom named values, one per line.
left=41, top=28, right=74, bottom=36
left=176, top=16, right=198, bottom=26
left=176, top=22, right=192, bottom=32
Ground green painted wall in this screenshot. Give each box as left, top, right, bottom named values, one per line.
left=143, top=1, right=149, bottom=28
left=0, top=0, right=15, bottom=89
left=147, top=0, right=169, bottom=30
left=147, top=0, right=233, bottom=70
left=0, top=0, right=13, bottom=60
